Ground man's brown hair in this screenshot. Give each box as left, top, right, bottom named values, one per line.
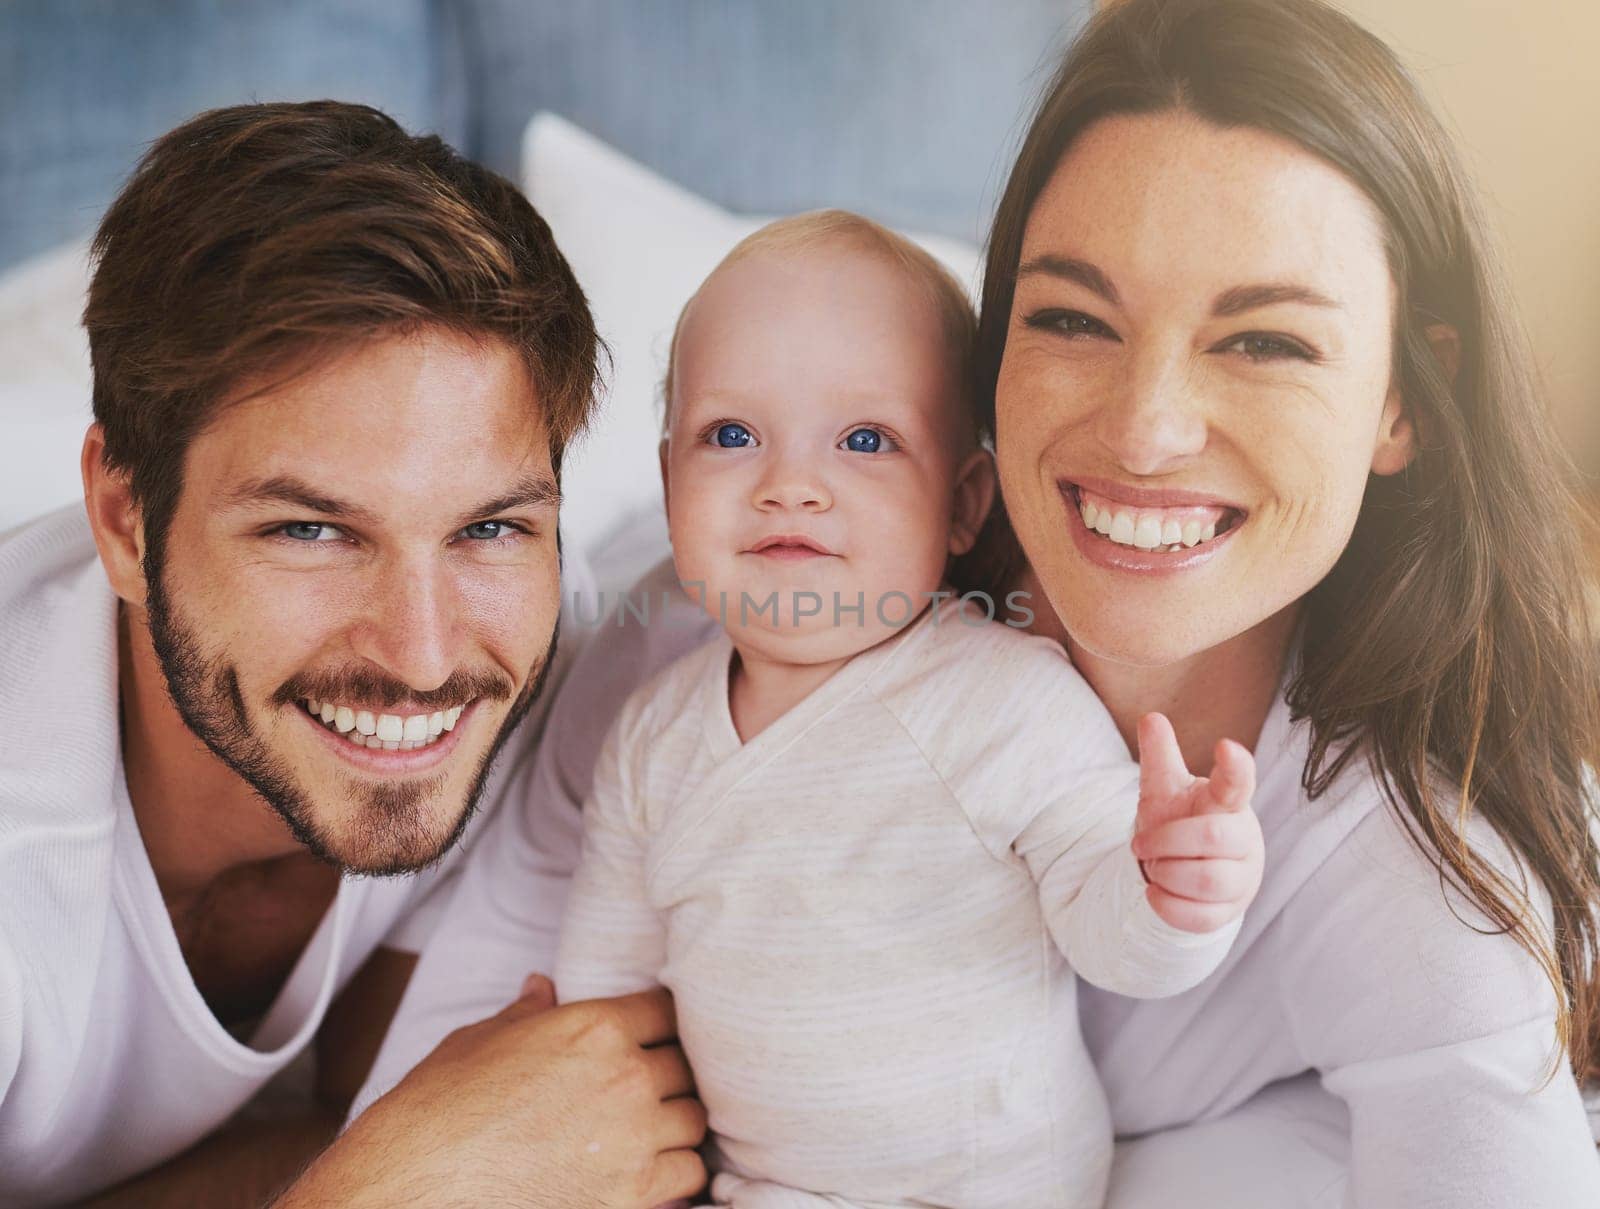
left=84, top=99, right=601, bottom=571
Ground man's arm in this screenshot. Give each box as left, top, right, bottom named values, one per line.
left=276, top=983, right=707, bottom=1209
left=73, top=1115, right=340, bottom=1209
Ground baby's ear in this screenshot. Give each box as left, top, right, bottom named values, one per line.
left=948, top=448, right=997, bottom=557
left=657, top=437, right=671, bottom=514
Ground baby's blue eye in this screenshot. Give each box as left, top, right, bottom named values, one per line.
left=714, top=423, right=754, bottom=448
left=842, top=428, right=883, bottom=454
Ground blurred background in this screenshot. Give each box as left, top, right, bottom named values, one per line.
left=1, top=0, right=1594, bottom=544
left=0, top=0, right=1076, bottom=266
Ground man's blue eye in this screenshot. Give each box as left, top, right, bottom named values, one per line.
left=463, top=521, right=514, bottom=540
left=843, top=428, right=883, bottom=453
left=283, top=522, right=335, bottom=542
left=714, top=423, right=754, bottom=448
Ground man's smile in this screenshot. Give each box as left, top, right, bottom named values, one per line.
left=297, top=697, right=481, bottom=773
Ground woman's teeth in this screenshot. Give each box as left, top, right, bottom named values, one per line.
left=304, top=699, right=465, bottom=750
left=1079, top=495, right=1226, bottom=553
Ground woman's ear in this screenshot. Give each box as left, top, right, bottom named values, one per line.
left=1370, top=390, right=1418, bottom=477
left=1372, top=322, right=1458, bottom=477
left=1425, top=321, right=1461, bottom=389
left=948, top=447, right=998, bottom=557
left=81, top=423, right=149, bottom=606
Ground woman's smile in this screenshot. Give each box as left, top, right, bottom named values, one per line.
left=1061, top=478, right=1244, bottom=553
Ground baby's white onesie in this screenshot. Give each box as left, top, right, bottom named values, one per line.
left=555, top=599, right=1240, bottom=1209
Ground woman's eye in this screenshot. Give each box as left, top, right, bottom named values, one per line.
left=280, top=522, right=340, bottom=542
left=461, top=520, right=519, bottom=541
left=1222, top=332, right=1315, bottom=363
left=841, top=427, right=889, bottom=454
left=1024, top=309, right=1115, bottom=340
left=712, top=423, right=755, bottom=448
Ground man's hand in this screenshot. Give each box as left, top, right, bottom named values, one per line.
left=275, top=978, right=707, bottom=1209
left=1130, top=712, right=1264, bottom=934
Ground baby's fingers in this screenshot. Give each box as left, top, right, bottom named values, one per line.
left=1145, top=885, right=1242, bottom=934
left=1132, top=813, right=1257, bottom=862
left=1143, top=856, right=1258, bottom=905
left=1198, top=738, right=1257, bottom=814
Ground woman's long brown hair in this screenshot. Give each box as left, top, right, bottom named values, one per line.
left=966, top=0, right=1600, bottom=1076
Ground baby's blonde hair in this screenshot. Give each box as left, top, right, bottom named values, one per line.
left=661, top=209, right=979, bottom=441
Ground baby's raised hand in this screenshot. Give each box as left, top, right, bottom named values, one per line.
left=1130, top=712, right=1264, bottom=934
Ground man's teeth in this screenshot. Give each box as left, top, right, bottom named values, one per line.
left=1080, top=498, right=1223, bottom=552
left=303, top=700, right=466, bottom=750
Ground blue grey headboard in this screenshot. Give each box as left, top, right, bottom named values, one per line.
left=0, top=0, right=1088, bottom=270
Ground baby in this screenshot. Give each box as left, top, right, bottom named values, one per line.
left=553, top=211, right=1264, bottom=1208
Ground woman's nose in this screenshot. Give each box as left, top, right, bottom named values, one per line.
left=753, top=454, right=832, bottom=512
left=1095, top=354, right=1209, bottom=476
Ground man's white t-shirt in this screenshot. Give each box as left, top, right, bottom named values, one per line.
left=0, top=505, right=587, bottom=1205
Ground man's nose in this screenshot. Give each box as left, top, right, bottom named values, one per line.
left=753, top=451, right=832, bottom=512
left=1094, top=351, right=1209, bottom=476
left=347, top=556, right=461, bottom=693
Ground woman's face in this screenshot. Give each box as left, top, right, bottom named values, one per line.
left=996, top=110, right=1415, bottom=668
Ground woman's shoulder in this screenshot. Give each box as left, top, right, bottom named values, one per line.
left=1269, top=754, right=1557, bottom=1065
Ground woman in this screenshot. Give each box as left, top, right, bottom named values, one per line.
left=960, top=0, right=1600, bottom=1201
left=293, top=0, right=1600, bottom=1204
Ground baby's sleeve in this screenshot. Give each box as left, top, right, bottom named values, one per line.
left=986, top=667, right=1238, bottom=998
left=887, top=615, right=1241, bottom=999
left=551, top=705, right=668, bottom=1003
left=1016, top=788, right=1239, bottom=999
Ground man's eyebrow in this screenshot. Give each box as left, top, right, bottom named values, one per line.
left=455, top=472, right=562, bottom=528
left=1015, top=254, right=1121, bottom=306
left=222, top=475, right=382, bottom=525
left=222, top=471, right=562, bottom=531
left=1211, top=282, right=1342, bottom=317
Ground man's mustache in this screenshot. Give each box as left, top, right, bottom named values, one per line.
left=270, top=666, right=514, bottom=713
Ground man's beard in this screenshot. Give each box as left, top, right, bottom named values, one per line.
left=143, top=569, right=557, bottom=875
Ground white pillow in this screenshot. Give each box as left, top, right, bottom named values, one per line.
left=0, top=241, right=95, bottom=531
left=521, top=111, right=983, bottom=565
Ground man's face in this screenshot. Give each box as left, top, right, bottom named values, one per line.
left=144, top=327, right=562, bottom=874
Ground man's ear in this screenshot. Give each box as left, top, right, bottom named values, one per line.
left=1372, top=322, right=1457, bottom=477
left=657, top=436, right=671, bottom=516
left=81, top=424, right=149, bottom=606
left=948, top=447, right=998, bottom=557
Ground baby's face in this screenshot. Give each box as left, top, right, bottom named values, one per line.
left=662, top=242, right=989, bottom=665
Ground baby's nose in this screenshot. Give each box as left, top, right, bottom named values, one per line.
left=754, top=462, right=831, bottom=511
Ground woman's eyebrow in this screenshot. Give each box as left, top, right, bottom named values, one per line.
left=1016, top=254, right=1121, bottom=305
left=1211, top=282, right=1342, bottom=316
left=1016, top=254, right=1344, bottom=321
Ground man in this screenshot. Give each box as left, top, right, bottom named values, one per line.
left=0, top=101, right=704, bottom=1207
